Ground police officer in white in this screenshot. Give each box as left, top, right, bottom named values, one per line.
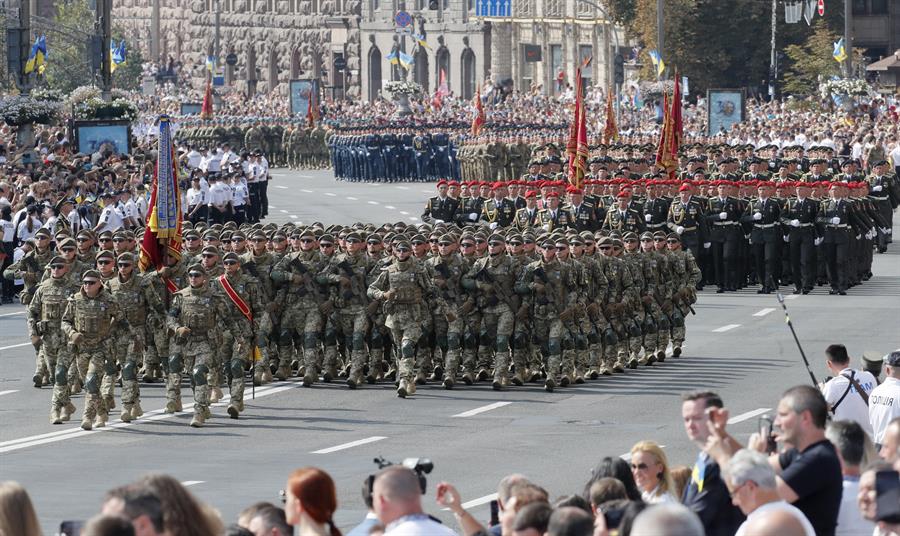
left=93, top=192, right=124, bottom=234
left=373, top=466, right=458, bottom=536
left=819, top=344, right=877, bottom=437
left=869, top=351, right=900, bottom=450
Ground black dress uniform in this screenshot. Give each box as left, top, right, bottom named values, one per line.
left=482, top=198, right=516, bottom=228
left=422, top=195, right=460, bottom=224
left=741, top=196, right=782, bottom=292
left=816, top=197, right=851, bottom=294
left=706, top=195, right=742, bottom=291
left=643, top=196, right=671, bottom=234
left=537, top=206, right=574, bottom=233
left=667, top=197, right=707, bottom=275
left=780, top=196, right=819, bottom=293
left=602, top=207, right=645, bottom=234
left=568, top=201, right=600, bottom=232
left=514, top=206, right=541, bottom=231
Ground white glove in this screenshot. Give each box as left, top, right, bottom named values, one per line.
left=873, top=185, right=883, bottom=192
left=468, top=213, right=478, bottom=221
left=830, top=217, right=841, bottom=225
left=675, top=226, right=684, bottom=234
left=489, top=222, right=498, bottom=230
left=783, top=235, right=790, bottom=243
left=645, top=214, right=652, bottom=222
left=888, top=229, right=893, bottom=235
left=753, top=212, right=762, bottom=221
left=790, top=219, right=800, bottom=228
left=855, top=234, right=862, bottom=240
left=719, top=212, right=728, bottom=220
left=542, top=224, right=550, bottom=231
left=434, top=219, right=444, bottom=224
left=815, top=237, right=823, bottom=246
left=881, top=227, right=890, bottom=235
left=703, top=242, right=711, bottom=249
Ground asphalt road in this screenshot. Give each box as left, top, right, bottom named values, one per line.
left=1, top=169, right=898, bottom=534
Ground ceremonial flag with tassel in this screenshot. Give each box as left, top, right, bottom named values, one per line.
left=654, top=74, right=682, bottom=179
left=603, top=87, right=618, bottom=144
left=566, top=58, right=591, bottom=189
left=306, top=85, right=318, bottom=127
left=471, top=85, right=485, bottom=136
left=139, top=116, right=183, bottom=294
left=200, top=79, right=214, bottom=119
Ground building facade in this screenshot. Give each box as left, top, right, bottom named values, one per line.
left=113, top=0, right=363, bottom=98
left=852, top=0, right=900, bottom=60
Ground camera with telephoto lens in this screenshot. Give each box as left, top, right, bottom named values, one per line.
left=366, top=456, right=434, bottom=497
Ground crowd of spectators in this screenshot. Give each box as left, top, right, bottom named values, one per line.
left=2, top=347, right=898, bottom=536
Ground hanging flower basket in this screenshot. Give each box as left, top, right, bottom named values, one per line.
left=384, top=80, right=423, bottom=98
left=0, top=95, right=63, bottom=126
left=72, top=97, right=139, bottom=122
left=818, top=78, right=871, bottom=99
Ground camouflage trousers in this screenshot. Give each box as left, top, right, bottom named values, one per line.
left=223, top=331, right=253, bottom=405
left=279, top=305, right=324, bottom=377
left=460, top=311, right=482, bottom=374
left=334, top=308, right=369, bottom=381
left=432, top=313, right=464, bottom=377
left=167, top=337, right=214, bottom=410
left=388, top=317, right=424, bottom=383
left=103, top=330, right=145, bottom=406
left=40, top=330, right=66, bottom=409
left=478, top=308, right=515, bottom=380
left=532, top=316, right=565, bottom=381
left=64, top=341, right=115, bottom=421
left=144, top=314, right=169, bottom=373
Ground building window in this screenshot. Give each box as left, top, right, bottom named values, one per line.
left=550, top=43, right=562, bottom=93
left=870, top=0, right=887, bottom=13
left=579, top=44, right=592, bottom=82
left=545, top=0, right=561, bottom=18
left=513, top=0, right=533, bottom=16
left=851, top=0, right=866, bottom=14
left=267, top=0, right=274, bottom=11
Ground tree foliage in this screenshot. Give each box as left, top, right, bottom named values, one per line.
left=782, top=19, right=841, bottom=95
left=606, top=0, right=846, bottom=96
left=41, top=0, right=94, bottom=94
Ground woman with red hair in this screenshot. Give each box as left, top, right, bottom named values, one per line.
left=285, top=467, right=342, bottom=536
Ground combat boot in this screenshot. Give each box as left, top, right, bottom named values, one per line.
left=574, top=368, right=586, bottom=384
left=62, top=402, right=76, bottom=421
left=672, top=345, right=682, bottom=357
left=476, top=368, right=490, bottom=382
left=429, top=365, right=444, bottom=382
left=397, top=379, right=411, bottom=398
left=190, top=410, right=205, bottom=428
left=165, top=399, right=179, bottom=414
left=33, top=373, right=43, bottom=388
left=121, top=405, right=133, bottom=423
left=227, top=403, right=240, bottom=419
left=442, top=375, right=455, bottom=389
left=50, top=407, right=62, bottom=425
left=210, top=387, right=223, bottom=402
left=346, top=374, right=361, bottom=390
left=81, top=417, right=93, bottom=430
left=415, top=370, right=428, bottom=385
left=511, top=370, right=525, bottom=386
left=626, top=357, right=639, bottom=369
left=103, top=395, right=116, bottom=410
left=544, top=377, right=556, bottom=393
left=646, top=352, right=657, bottom=365
left=132, top=400, right=144, bottom=418
left=301, top=373, right=317, bottom=387
left=203, top=406, right=211, bottom=420
left=461, top=371, right=475, bottom=385
left=253, top=369, right=264, bottom=386
left=275, top=366, right=291, bottom=381
left=656, top=350, right=667, bottom=363
left=612, top=358, right=626, bottom=373
left=94, top=412, right=107, bottom=428
left=71, top=379, right=83, bottom=395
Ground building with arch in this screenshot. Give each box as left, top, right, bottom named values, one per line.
left=113, top=0, right=363, bottom=98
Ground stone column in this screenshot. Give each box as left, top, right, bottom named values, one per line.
left=489, top=21, right=512, bottom=82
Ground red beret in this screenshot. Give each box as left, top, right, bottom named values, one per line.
left=545, top=192, right=560, bottom=198
left=448, top=180, right=460, bottom=187
left=796, top=181, right=812, bottom=188
left=678, top=183, right=692, bottom=192
left=437, top=179, right=448, bottom=187
left=524, top=190, right=538, bottom=199
left=568, top=188, right=583, bottom=195
left=616, top=190, right=630, bottom=198
left=492, top=181, right=504, bottom=190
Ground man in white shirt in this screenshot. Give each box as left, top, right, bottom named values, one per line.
left=820, top=344, right=877, bottom=436
left=230, top=173, right=249, bottom=225
left=93, top=192, right=124, bottom=234
left=119, top=189, right=139, bottom=229
left=186, top=176, right=208, bottom=223
left=373, top=466, right=458, bottom=536
left=869, top=351, right=900, bottom=450
left=186, top=146, right=203, bottom=169
left=725, top=449, right=815, bottom=536
left=206, top=176, right=231, bottom=224
left=200, top=148, right=222, bottom=175
left=824, top=421, right=876, bottom=536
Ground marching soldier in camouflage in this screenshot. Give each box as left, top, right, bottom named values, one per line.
left=61, top=269, right=134, bottom=430
left=167, top=264, right=229, bottom=427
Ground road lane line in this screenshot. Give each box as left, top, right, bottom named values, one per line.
left=442, top=493, right=498, bottom=512
left=290, top=215, right=298, bottom=219
left=368, top=201, right=379, bottom=205
left=301, top=189, right=313, bottom=193
left=712, top=324, right=741, bottom=333
left=409, top=217, right=419, bottom=221
left=385, top=205, right=395, bottom=209
left=0, top=342, right=31, bottom=351
left=325, top=192, right=337, bottom=197
left=0, top=390, right=19, bottom=397
left=280, top=209, right=288, bottom=213
left=346, top=196, right=358, bottom=200
left=452, top=402, right=512, bottom=418
left=0, top=381, right=302, bottom=453
left=400, top=211, right=409, bottom=215
left=181, top=481, right=205, bottom=487
left=300, top=175, right=314, bottom=179
left=752, top=308, right=775, bottom=317
left=0, top=311, right=25, bottom=318
left=275, top=185, right=288, bottom=189
left=420, top=190, right=431, bottom=194
left=727, top=408, right=771, bottom=424
left=311, top=436, right=387, bottom=454
left=395, top=186, right=409, bottom=190
left=785, top=294, right=799, bottom=300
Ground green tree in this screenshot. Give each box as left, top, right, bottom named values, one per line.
left=111, top=33, right=145, bottom=91
left=40, top=0, right=94, bottom=93
left=782, top=19, right=841, bottom=95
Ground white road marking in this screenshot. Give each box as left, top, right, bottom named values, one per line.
left=0, top=311, right=25, bottom=318
left=311, top=436, right=387, bottom=454
left=180, top=481, right=204, bottom=487
left=290, top=215, right=298, bottom=219
left=0, top=380, right=304, bottom=454
left=395, top=186, right=409, bottom=190
left=452, top=402, right=512, bottom=418
left=280, top=209, right=288, bottom=214
left=0, top=342, right=31, bottom=351
left=399, top=211, right=409, bottom=215
left=442, top=493, right=498, bottom=512
left=712, top=324, right=741, bottom=333
left=420, top=190, right=431, bottom=194
left=346, top=196, right=358, bottom=201
left=301, top=189, right=313, bottom=193
left=368, top=201, right=379, bottom=205
left=409, top=217, right=419, bottom=221
left=384, top=205, right=395, bottom=209
left=727, top=408, right=771, bottom=424
left=785, top=294, right=799, bottom=300
left=0, top=390, right=19, bottom=397
left=300, top=175, right=314, bottom=179
left=325, top=192, right=337, bottom=197
left=752, top=308, right=775, bottom=317
left=275, top=185, right=288, bottom=189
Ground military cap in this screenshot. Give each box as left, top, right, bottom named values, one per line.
left=201, top=245, right=220, bottom=255
left=184, top=229, right=201, bottom=239
left=319, top=234, right=335, bottom=245
left=248, top=229, right=267, bottom=240
left=884, top=351, right=900, bottom=367
left=49, top=255, right=67, bottom=266
left=187, top=264, right=206, bottom=276
left=640, top=232, right=654, bottom=241
left=394, top=239, right=412, bottom=250
left=82, top=269, right=102, bottom=281
left=58, top=237, right=77, bottom=250
left=569, top=235, right=584, bottom=246
left=55, top=198, right=73, bottom=212
left=666, top=233, right=681, bottom=242
left=652, top=231, right=667, bottom=239
left=366, top=233, right=383, bottom=244
left=223, top=252, right=240, bottom=262
left=487, top=234, right=506, bottom=244
left=298, top=228, right=316, bottom=239
left=117, top=252, right=135, bottom=263
left=231, top=230, right=247, bottom=239
left=611, top=238, right=624, bottom=248
left=623, top=232, right=639, bottom=241
left=34, top=227, right=52, bottom=239
left=408, top=234, right=426, bottom=245
left=219, top=230, right=233, bottom=241
left=202, top=230, right=219, bottom=240
left=597, top=237, right=613, bottom=246
left=344, top=231, right=362, bottom=242
left=507, top=233, right=523, bottom=245
left=223, top=221, right=237, bottom=230
left=96, top=249, right=115, bottom=262
left=76, top=229, right=94, bottom=240
left=438, top=234, right=455, bottom=245
left=98, top=230, right=114, bottom=240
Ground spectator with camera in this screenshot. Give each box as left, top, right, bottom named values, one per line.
left=824, top=420, right=878, bottom=535
left=819, top=344, right=877, bottom=436
left=704, top=384, right=844, bottom=536
left=372, top=465, right=458, bottom=536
